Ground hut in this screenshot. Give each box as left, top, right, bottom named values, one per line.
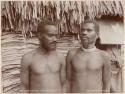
left=1, top=1, right=124, bottom=93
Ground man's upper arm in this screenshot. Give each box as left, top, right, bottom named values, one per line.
left=102, top=52, right=111, bottom=92
left=60, top=54, right=66, bottom=84
left=66, top=50, right=72, bottom=81
left=66, top=49, right=77, bottom=81
left=20, top=54, right=31, bottom=92
left=59, top=54, right=66, bottom=92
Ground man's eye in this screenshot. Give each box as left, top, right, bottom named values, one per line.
left=56, top=35, right=60, bottom=38
left=81, top=29, right=85, bottom=32
left=54, top=34, right=58, bottom=37
left=88, top=29, right=92, bottom=32
left=48, top=34, right=55, bottom=37
left=48, top=34, right=59, bottom=38
left=48, top=34, right=53, bottom=37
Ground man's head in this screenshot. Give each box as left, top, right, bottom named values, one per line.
left=37, top=20, right=58, bottom=51
left=79, top=20, right=100, bottom=48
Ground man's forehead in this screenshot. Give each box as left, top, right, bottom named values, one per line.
left=81, top=23, right=95, bottom=28
left=44, top=25, right=58, bottom=34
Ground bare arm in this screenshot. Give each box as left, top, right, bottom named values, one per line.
left=60, top=55, right=66, bottom=92
left=102, top=52, right=111, bottom=93
left=20, top=54, right=30, bottom=93
left=66, top=51, right=73, bottom=92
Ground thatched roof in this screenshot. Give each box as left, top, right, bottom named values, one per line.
left=1, top=1, right=124, bottom=35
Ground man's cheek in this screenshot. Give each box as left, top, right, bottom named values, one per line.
left=41, top=38, right=48, bottom=45
left=80, top=36, right=83, bottom=41
left=90, top=33, right=97, bottom=39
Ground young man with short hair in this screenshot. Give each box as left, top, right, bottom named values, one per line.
left=20, top=20, right=66, bottom=93
left=66, top=20, right=111, bottom=93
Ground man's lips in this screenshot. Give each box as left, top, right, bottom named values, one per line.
left=50, top=42, right=57, bottom=45
left=82, top=36, right=88, bottom=39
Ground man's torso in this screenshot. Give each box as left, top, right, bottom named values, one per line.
left=28, top=50, right=62, bottom=93
left=70, top=48, right=105, bottom=93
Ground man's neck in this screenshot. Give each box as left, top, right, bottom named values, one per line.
left=81, top=46, right=97, bottom=52
left=82, top=42, right=96, bottom=49
left=38, top=46, right=55, bottom=54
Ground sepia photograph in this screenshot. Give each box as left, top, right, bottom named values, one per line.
left=1, top=0, right=124, bottom=93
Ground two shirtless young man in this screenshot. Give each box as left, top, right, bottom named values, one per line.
left=20, top=20, right=111, bottom=93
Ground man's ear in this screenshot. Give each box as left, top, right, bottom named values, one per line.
left=78, top=34, right=81, bottom=43
left=96, top=32, right=99, bottom=39
left=36, top=32, right=43, bottom=39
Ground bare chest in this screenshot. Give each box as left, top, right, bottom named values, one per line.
left=30, top=55, right=61, bottom=74
left=72, top=52, right=103, bottom=72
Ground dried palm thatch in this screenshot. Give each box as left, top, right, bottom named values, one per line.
left=1, top=1, right=123, bottom=36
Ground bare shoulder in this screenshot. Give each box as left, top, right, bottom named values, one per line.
left=66, top=48, right=79, bottom=61
left=97, top=49, right=110, bottom=64
left=21, top=49, right=37, bottom=66
left=56, top=52, right=65, bottom=65
left=98, top=49, right=109, bottom=58
left=57, top=52, right=65, bottom=59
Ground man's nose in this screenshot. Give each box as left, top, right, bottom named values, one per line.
left=83, top=30, right=88, bottom=35
left=52, top=36, right=57, bottom=41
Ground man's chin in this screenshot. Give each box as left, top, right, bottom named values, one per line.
left=82, top=42, right=89, bottom=47
left=82, top=39, right=89, bottom=42
left=49, top=46, right=56, bottom=51
left=82, top=41, right=89, bottom=44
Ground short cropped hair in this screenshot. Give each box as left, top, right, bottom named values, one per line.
left=81, top=20, right=100, bottom=33
left=37, top=20, right=57, bottom=34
